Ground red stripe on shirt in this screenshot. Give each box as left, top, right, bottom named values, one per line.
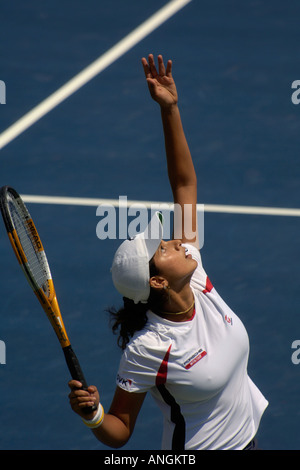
left=156, top=344, right=172, bottom=386
left=203, top=276, right=213, bottom=294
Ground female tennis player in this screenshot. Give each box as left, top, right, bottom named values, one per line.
left=68, top=54, right=268, bottom=450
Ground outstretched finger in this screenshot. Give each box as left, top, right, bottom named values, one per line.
left=166, top=59, right=172, bottom=77
left=141, top=57, right=151, bottom=78
left=148, top=54, right=158, bottom=78
left=157, top=55, right=166, bottom=76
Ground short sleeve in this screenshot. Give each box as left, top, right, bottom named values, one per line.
left=116, top=331, right=170, bottom=394
left=116, top=343, right=156, bottom=393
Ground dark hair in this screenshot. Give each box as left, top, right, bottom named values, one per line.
left=108, top=257, right=165, bottom=350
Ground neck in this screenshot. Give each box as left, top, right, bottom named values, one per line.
left=157, top=287, right=195, bottom=322
left=161, top=298, right=195, bottom=316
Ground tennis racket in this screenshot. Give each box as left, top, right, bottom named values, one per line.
left=0, top=186, right=96, bottom=414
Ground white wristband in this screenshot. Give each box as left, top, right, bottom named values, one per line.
left=81, top=404, right=104, bottom=429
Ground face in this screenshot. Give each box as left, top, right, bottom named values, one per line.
left=150, top=239, right=198, bottom=289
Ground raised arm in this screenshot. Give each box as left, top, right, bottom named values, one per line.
left=142, top=54, right=199, bottom=248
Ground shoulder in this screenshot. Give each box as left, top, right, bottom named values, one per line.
left=125, top=318, right=171, bottom=359
left=119, top=313, right=179, bottom=374
left=126, top=329, right=158, bottom=356
left=117, top=318, right=173, bottom=393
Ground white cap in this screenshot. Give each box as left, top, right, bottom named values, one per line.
left=111, top=212, right=163, bottom=304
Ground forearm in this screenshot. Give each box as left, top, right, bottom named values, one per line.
left=161, top=103, right=198, bottom=245
left=91, top=412, right=130, bottom=448
left=160, top=104, right=197, bottom=193
left=84, top=387, right=146, bottom=449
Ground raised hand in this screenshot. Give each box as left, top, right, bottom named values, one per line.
left=141, top=54, right=178, bottom=108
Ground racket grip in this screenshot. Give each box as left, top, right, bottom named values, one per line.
left=63, top=345, right=97, bottom=415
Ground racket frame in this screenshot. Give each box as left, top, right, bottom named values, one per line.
left=0, top=186, right=96, bottom=411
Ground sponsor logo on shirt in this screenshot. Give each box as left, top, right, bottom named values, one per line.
left=225, top=314, right=233, bottom=325
left=183, top=348, right=207, bottom=370
left=117, top=374, right=132, bottom=390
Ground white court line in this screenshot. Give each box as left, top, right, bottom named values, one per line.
left=21, top=194, right=300, bottom=217
left=0, top=0, right=192, bottom=150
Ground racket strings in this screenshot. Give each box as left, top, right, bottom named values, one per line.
left=8, top=195, right=51, bottom=296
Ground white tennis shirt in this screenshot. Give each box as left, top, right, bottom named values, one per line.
left=116, top=244, right=268, bottom=450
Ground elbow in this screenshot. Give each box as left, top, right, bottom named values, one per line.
left=111, top=439, right=129, bottom=449
left=102, top=436, right=131, bottom=449
left=172, top=173, right=197, bottom=192
left=93, top=433, right=130, bottom=449
left=92, top=418, right=132, bottom=449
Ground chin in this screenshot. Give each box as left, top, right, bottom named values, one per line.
left=190, top=258, right=198, bottom=271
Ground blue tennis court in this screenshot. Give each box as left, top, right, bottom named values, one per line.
left=1, top=0, right=300, bottom=450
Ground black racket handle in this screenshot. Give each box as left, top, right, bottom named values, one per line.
left=63, top=345, right=97, bottom=415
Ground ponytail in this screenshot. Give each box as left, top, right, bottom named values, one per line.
left=109, top=298, right=149, bottom=350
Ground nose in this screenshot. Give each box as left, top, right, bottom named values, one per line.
left=164, top=239, right=181, bottom=250
left=173, top=239, right=182, bottom=250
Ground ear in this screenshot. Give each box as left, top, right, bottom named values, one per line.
left=149, top=275, right=168, bottom=290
